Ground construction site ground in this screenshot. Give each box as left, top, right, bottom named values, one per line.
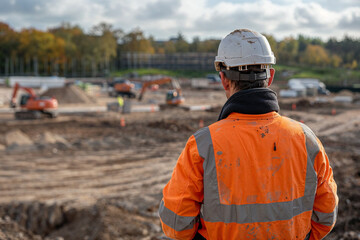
left=0, top=86, right=359, bottom=240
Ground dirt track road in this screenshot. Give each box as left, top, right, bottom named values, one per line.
left=0, top=90, right=359, bottom=239
left=0, top=145, right=181, bottom=205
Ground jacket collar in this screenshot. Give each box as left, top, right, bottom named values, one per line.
left=218, top=88, right=280, bottom=121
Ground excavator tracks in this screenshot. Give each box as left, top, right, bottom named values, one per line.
left=15, top=110, right=42, bottom=120
left=15, top=110, right=57, bottom=120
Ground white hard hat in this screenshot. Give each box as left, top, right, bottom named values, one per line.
left=215, top=29, right=276, bottom=71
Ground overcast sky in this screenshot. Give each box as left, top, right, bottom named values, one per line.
left=0, top=0, right=359, bottom=41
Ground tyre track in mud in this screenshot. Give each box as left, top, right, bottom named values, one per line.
left=0, top=143, right=182, bottom=206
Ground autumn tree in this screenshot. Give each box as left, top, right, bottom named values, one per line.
left=262, top=34, right=277, bottom=57
left=90, top=23, right=120, bottom=59
left=174, top=33, right=189, bottom=53
left=49, top=23, right=83, bottom=60
left=188, top=37, right=199, bottom=52
left=0, top=22, right=20, bottom=74
left=120, top=28, right=154, bottom=54
left=277, top=37, right=298, bottom=64
left=18, top=29, right=65, bottom=62
left=197, top=39, right=220, bottom=52
left=0, top=22, right=19, bottom=58
left=164, top=41, right=176, bottom=53
left=300, top=44, right=330, bottom=67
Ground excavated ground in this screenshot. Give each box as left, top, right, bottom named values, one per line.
left=0, top=88, right=359, bottom=240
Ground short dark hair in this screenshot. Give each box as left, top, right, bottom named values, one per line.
left=220, top=65, right=268, bottom=91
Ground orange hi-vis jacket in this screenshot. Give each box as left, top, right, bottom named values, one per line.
left=159, top=89, right=338, bottom=240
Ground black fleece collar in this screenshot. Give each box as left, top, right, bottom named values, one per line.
left=218, top=88, right=279, bottom=121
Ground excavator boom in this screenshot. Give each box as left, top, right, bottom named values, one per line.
left=11, top=83, right=37, bottom=108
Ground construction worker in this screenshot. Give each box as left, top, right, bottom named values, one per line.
left=158, top=29, right=338, bottom=240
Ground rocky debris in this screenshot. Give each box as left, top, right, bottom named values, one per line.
left=0, top=216, right=41, bottom=240
left=41, top=85, right=96, bottom=104
left=0, top=202, right=65, bottom=236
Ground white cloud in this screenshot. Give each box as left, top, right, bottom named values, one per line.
left=0, top=0, right=359, bottom=40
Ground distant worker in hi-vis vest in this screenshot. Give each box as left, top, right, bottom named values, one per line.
left=159, top=29, right=338, bottom=240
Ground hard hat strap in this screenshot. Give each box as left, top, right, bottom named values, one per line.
left=222, top=69, right=268, bottom=81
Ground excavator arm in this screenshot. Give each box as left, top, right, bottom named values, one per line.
left=10, top=83, right=37, bottom=108
left=138, top=77, right=180, bottom=101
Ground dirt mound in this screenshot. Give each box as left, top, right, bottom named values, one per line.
left=42, top=85, right=96, bottom=104
left=5, top=130, right=33, bottom=148
left=40, top=132, right=70, bottom=147
left=337, top=90, right=354, bottom=96
left=296, top=98, right=312, bottom=108
left=48, top=202, right=161, bottom=240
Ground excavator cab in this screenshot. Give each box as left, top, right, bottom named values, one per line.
left=165, top=90, right=184, bottom=105
left=109, top=78, right=136, bottom=98
left=20, top=94, right=30, bottom=107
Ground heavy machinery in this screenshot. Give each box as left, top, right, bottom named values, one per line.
left=108, top=78, right=136, bottom=98
left=138, top=77, right=185, bottom=106
left=10, top=83, right=58, bottom=119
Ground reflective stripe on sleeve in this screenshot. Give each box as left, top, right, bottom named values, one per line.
left=194, top=124, right=319, bottom=224
left=311, top=206, right=338, bottom=226
left=159, top=200, right=198, bottom=231
left=300, top=123, right=319, bottom=209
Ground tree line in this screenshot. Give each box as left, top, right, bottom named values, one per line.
left=0, top=21, right=359, bottom=76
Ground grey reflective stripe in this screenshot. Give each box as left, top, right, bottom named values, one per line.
left=158, top=200, right=197, bottom=231
left=194, top=123, right=319, bottom=224
left=311, top=205, right=338, bottom=226
left=300, top=123, right=319, bottom=215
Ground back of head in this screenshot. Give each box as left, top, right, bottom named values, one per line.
left=215, top=29, right=276, bottom=91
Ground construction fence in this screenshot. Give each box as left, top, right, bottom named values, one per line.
left=0, top=52, right=216, bottom=77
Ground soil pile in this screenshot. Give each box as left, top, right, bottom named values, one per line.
left=41, top=85, right=96, bottom=104
left=337, top=90, right=354, bottom=96
left=0, top=200, right=162, bottom=240
left=5, top=130, right=33, bottom=150
left=40, top=131, right=69, bottom=147
left=47, top=202, right=161, bottom=240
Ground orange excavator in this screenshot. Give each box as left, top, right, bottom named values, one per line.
left=10, top=83, right=58, bottom=119
left=108, top=78, right=136, bottom=98
left=138, top=77, right=185, bottom=106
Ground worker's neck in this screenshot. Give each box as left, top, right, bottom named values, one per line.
left=226, top=87, right=238, bottom=99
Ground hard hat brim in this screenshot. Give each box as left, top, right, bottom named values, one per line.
left=215, top=55, right=276, bottom=71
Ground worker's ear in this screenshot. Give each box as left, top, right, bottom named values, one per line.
left=220, top=72, right=230, bottom=90
left=268, top=68, right=275, bottom=86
